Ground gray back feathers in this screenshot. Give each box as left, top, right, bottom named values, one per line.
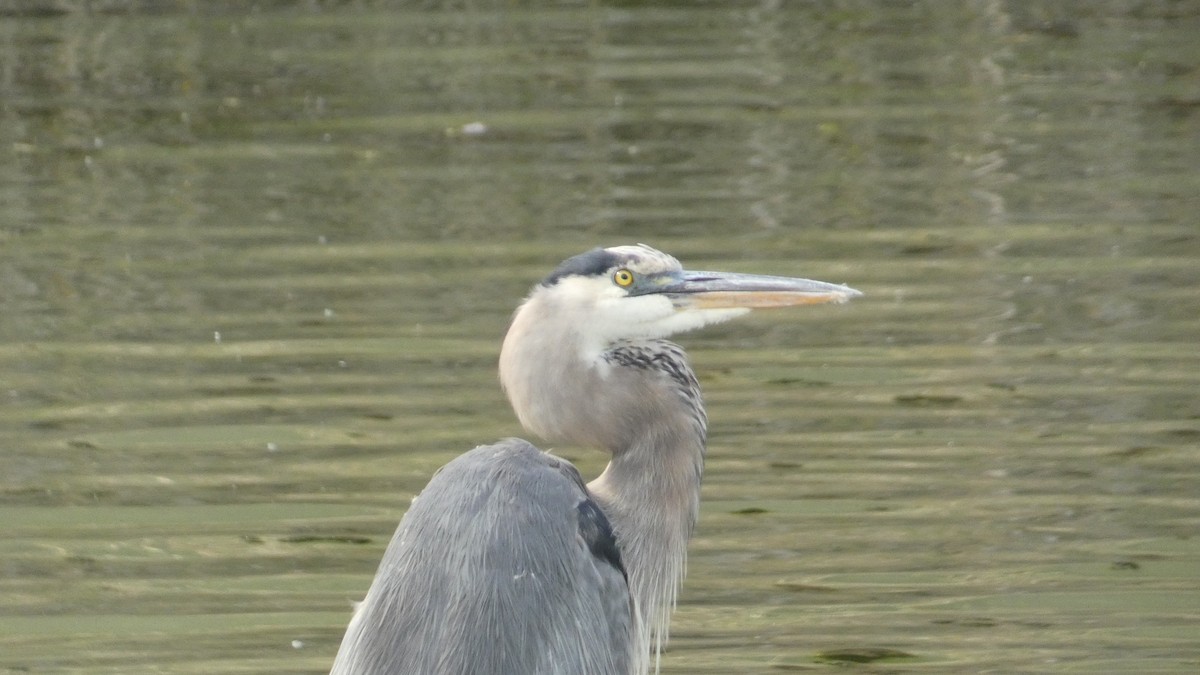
left=331, top=439, right=636, bottom=675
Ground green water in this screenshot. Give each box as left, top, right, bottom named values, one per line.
left=2, top=2, right=1197, bottom=673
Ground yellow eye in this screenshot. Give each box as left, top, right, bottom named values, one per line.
left=613, top=269, right=635, bottom=287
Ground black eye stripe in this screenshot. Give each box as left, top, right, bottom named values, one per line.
left=541, top=248, right=623, bottom=287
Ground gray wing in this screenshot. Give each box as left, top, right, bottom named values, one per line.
left=331, top=438, right=636, bottom=675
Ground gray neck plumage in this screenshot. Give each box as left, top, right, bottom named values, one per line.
left=500, top=301, right=708, bottom=673
left=587, top=390, right=706, bottom=669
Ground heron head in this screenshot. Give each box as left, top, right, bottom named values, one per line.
left=536, top=244, right=862, bottom=345
left=502, top=244, right=861, bottom=444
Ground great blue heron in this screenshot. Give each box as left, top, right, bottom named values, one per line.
left=331, top=244, right=861, bottom=675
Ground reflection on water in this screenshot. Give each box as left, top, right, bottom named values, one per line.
left=1, top=2, right=1197, bottom=673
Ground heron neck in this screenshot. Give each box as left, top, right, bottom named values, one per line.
left=588, top=422, right=704, bottom=670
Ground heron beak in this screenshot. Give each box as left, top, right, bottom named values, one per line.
left=658, top=270, right=862, bottom=309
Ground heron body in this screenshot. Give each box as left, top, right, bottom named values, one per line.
left=332, top=439, right=635, bottom=674
left=331, top=245, right=860, bottom=675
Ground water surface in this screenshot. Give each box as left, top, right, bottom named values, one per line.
left=1, top=2, right=1197, bottom=673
